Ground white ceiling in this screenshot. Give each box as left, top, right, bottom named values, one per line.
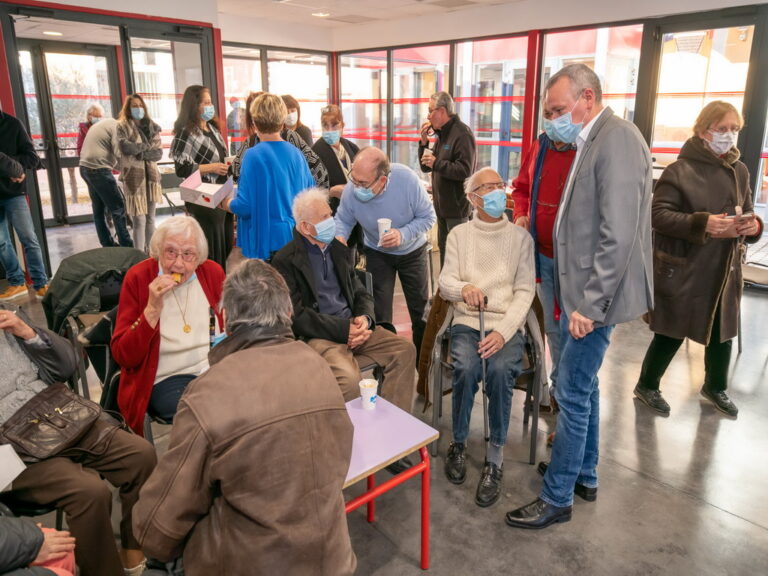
left=217, top=0, right=516, bottom=28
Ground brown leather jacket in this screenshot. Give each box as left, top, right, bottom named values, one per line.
left=133, top=325, right=356, bottom=576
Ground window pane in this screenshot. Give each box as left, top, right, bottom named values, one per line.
left=222, top=52, right=262, bottom=154
left=651, top=26, right=753, bottom=168
left=392, top=45, right=450, bottom=175
left=267, top=50, right=329, bottom=142
left=542, top=25, right=643, bottom=123
left=340, top=51, right=388, bottom=149
left=455, top=36, right=528, bottom=183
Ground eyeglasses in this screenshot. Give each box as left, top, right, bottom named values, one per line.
left=349, top=173, right=380, bottom=189
left=322, top=123, right=343, bottom=131
left=710, top=126, right=741, bottom=134
left=164, top=247, right=197, bottom=262
left=471, top=181, right=506, bottom=194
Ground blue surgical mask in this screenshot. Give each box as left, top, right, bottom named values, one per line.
left=546, top=99, right=584, bottom=144
left=211, top=332, right=227, bottom=347
left=131, top=107, right=145, bottom=121
left=312, top=216, right=336, bottom=244
left=201, top=105, right=215, bottom=122
left=323, top=130, right=341, bottom=146
left=231, top=101, right=240, bottom=109
left=477, top=189, right=507, bottom=219
left=90, top=116, right=101, bottom=124
left=542, top=119, right=558, bottom=142
left=354, top=186, right=376, bottom=202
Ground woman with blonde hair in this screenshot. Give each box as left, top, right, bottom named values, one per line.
left=116, top=93, right=163, bottom=252
left=633, top=101, right=763, bottom=418
left=222, top=93, right=314, bottom=261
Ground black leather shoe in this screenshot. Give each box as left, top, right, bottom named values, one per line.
left=505, top=498, right=572, bottom=529
left=634, top=384, right=671, bottom=415
left=444, top=442, right=467, bottom=485
left=475, top=462, right=503, bottom=507
left=385, top=456, right=413, bottom=475
left=537, top=462, right=597, bottom=502
left=700, top=387, right=738, bottom=417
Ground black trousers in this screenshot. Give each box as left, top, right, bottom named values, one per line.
left=638, top=305, right=732, bottom=393
left=364, top=243, right=428, bottom=361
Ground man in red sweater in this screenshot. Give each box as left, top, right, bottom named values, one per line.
left=511, top=120, right=576, bottom=406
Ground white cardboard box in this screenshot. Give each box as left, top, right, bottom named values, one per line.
left=179, top=171, right=234, bottom=208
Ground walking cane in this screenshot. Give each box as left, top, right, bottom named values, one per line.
left=479, top=296, right=490, bottom=450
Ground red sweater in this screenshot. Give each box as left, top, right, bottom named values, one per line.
left=511, top=140, right=576, bottom=258
left=111, top=258, right=225, bottom=434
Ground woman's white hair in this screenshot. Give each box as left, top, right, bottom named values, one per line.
left=86, top=104, right=104, bottom=117
left=292, top=187, right=329, bottom=224
left=149, top=215, right=208, bottom=265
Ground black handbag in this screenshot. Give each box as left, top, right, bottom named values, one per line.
left=0, top=383, right=101, bottom=463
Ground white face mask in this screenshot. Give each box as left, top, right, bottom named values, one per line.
left=707, top=130, right=738, bottom=156
left=286, top=111, right=298, bottom=127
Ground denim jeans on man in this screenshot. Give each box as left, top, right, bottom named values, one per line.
left=0, top=195, right=48, bottom=289
left=538, top=254, right=561, bottom=389
left=540, top=312, right=613, bottom=507
left=79, top=167, right=133, bottom=247
left=450, top=324, right=524, bottom=446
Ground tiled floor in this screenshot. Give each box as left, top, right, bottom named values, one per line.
left=4, top=222, right=768, bottom=576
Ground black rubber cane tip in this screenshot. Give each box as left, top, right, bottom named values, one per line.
left=483, top=296, right=488, bottom=304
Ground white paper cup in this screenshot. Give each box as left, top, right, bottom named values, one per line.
left=377, top=218, right=392, bottom=239
left=422, top=148, right=434, bottom=158
left=359, top=379, right=378, bottom=411
left=224, top=155, right=235, bottom=166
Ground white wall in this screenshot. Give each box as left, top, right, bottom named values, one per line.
left=330, top=0, right=766, bottom=51
left=217, top=13, right=333, bottom=51
left=53, top=0, right=219, bottom=27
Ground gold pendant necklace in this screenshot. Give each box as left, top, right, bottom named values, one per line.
left=171, top=282, right=192, bottom=333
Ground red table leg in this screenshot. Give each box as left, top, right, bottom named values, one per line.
left=367, top=474, right=375, bottom=523
left=419, top=446, right=430, bottom=570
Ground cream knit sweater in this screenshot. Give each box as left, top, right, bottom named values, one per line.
left=439, top=217, right=535, bottom=342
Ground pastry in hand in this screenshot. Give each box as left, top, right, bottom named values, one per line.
left=171, top=273, right=182, bottom=284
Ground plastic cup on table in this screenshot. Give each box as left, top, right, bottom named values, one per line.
left=359, top=379, right=378, bottom=411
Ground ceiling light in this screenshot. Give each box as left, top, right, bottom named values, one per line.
left=42, top=30, right=63, bottom=36
left=312, top=12, right=330, bottom=17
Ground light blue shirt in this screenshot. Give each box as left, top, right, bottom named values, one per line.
left=335, top=163, right=436, bottom=256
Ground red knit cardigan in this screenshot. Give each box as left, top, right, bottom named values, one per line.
left=111, top=258, right=225, bottom=434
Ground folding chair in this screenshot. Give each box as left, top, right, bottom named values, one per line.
left=428, top=295, right=546, bottom=464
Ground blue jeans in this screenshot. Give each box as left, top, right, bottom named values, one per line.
left=0, top=195, right=48, bottom=289
left=148, top=374, right=196, bottom=422
left=79, top=167, right=133, bottom=248
left=450, top=324, right=524, bottom=446
left=538, top=254, right=561, bottom=389
left=541, top=313, right=614, bottom=507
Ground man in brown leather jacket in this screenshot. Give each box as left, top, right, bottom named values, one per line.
left=133, top=259, right=356, bottom=576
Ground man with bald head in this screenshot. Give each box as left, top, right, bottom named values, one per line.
left=335, top=147, right=436, bottom=358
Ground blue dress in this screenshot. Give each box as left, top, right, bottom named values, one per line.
left=231, top=140, right=314, bottom=260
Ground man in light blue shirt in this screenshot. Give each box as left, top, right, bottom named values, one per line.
left=335, top=147, right=436, bottom=358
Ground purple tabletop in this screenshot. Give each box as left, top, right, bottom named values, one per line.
left=344, top=397, right=439, bottom=487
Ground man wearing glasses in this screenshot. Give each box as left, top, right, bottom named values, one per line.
left=418, top=91, right=476, bottom=267
left=439, top=166, right=535, bottom=507
left=335, top=146, right=435, bottom=359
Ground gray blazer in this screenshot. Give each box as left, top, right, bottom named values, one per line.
left=553, top=107, right=653, bottom=327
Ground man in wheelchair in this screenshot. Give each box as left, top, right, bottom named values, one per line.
left=438, top=167, right=535, bottom=507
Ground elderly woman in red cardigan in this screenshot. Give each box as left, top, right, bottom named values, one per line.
left=112, top=215, right=225, bottom=434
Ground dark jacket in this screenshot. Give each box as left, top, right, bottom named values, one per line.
left=650, top=137, right=764, bottom=344
left=134, top=324, right=356, bottom=576
left=272, top=230, right=374, bottom=343
left=0, top=304, right=78, bottom=387
left=0, top=111, right=41, bottom=200
left=42, top=247, right=147, bottom=333
left=0, top=517, right=56, bottom=575
left=418, top=115, right=476, bottom=219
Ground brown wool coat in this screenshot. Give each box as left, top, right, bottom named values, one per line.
left=133, top=326, right=356, bottom=576
left=649, top=137, right=763, bottom=345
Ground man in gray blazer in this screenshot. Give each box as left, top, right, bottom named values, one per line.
left=505, top=64, right=653, bottom=529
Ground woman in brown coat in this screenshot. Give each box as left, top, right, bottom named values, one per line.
left=633, top=101, right=763, bottom=417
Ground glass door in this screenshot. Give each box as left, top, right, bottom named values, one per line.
left=17, top=40, right=120, bottom=224
left=648, top=25, right=754, bottom=169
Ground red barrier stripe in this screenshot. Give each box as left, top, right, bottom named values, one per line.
left=25, top=93, right=110, bottom=100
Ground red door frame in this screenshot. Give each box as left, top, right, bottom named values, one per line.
left=521, top=30, right=543, bottom=161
